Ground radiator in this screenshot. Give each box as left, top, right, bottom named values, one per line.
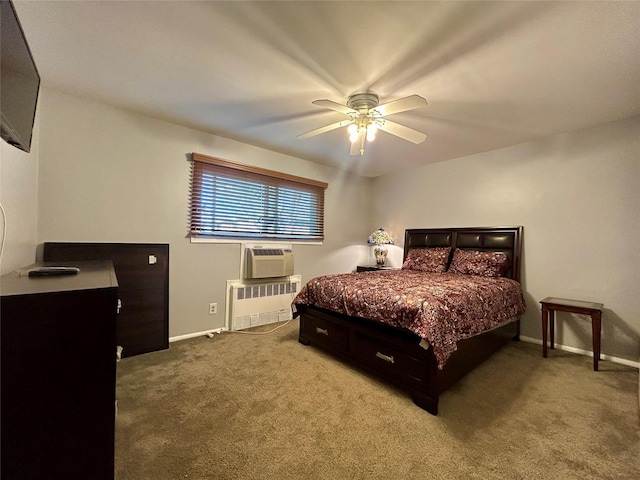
left=226, top=275, right=301, bottom=331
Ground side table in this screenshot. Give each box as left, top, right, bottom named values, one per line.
left=540, top=297, right=604, bottom=371
left=356, top=265, right=398, bottom=272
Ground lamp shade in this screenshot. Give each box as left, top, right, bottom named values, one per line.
left=367, top=227, right=394, bottom=245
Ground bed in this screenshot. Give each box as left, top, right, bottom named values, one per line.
left=293, top=226, right=525, bottom=415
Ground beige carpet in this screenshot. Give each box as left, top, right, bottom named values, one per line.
left=115, top=320, right=639, bottom=479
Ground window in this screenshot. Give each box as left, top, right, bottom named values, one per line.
left=189, top=153, right=327, bottom=241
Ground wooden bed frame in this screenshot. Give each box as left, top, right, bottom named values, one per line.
left=297, top=226, right=523, bottom=415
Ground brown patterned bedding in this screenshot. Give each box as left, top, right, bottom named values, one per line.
left=293, top=269, right=526, bottom=369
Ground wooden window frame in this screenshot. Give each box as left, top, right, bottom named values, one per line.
left=189, top=153, right=327, bottom=241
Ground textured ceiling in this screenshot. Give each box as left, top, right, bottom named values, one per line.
left=13, top=1, right=640, bottom=177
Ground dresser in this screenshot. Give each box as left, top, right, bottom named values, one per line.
left=43, top=242, right=169, bottom=357
left=1, top=261, right=118, bottom=480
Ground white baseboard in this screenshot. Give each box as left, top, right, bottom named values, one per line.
left=169, top=331, right=639, bottom=369
left=169, top=328, right=227, bottom=343
left=520, top=336, right=640, bottom=369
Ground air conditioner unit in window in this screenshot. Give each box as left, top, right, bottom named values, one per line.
left=245, top=247, right=294, bottom=279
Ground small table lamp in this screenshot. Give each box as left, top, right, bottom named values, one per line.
left=367, top=227, right=394, bottom=265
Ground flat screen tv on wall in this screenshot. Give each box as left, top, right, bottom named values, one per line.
left=1, top=0, right=40, bottom=153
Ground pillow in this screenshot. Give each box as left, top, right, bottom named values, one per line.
left=448, top=249, right=510, bottom=277
left=402, top=247, right=451, bottom=273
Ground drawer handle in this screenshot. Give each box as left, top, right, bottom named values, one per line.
left=376, top=351, right=395, bottom=364
left=315, top=327, right=329, bottom=336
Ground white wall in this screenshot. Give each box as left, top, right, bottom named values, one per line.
left=13, top=86, right=639, bottom=363
left=36, top=88, right=372, bottom=337
left=0, top=109, right=40, bottom=274
left=372, top=116, right=640, bottom=363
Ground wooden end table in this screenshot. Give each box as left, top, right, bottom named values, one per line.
left=356, top=265, right=398, bottom=272
left=540, top=297, right=604, bottom=371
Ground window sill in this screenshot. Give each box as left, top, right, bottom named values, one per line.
left=189, top=235, right=322, bottom=246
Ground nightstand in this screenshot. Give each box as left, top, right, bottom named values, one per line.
left=356, top=265, right=398, bottom=272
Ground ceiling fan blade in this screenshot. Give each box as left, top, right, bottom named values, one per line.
left=312, top=99, right=356, bottom=115
left=297, top=119, right=352, bottom=140
left=372, top=95, right=427, bottom=117
left=377, top=119, right=427, bottom=144
left=349, top=130, right=366, bottom=156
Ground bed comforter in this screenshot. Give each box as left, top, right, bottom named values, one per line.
left=293, top=269, right=526, bottom=369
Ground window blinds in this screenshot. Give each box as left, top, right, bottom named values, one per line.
left=190, top=153, right=327, bottom=241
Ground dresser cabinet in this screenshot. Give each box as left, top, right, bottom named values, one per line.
left=43, top=242, right=169, bottom=357
left=1, top=261, right=118, bottom=480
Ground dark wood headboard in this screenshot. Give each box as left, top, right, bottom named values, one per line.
left=403, top=226, right=523, bottom=281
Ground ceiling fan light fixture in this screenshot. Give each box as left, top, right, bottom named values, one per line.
left=346, top=93, right=379, bottom=111
left=366, top=129, right=376, bottom=142
left=299, top=92, right=427, bottom=156
left=366, top=123, right=378, bottom=142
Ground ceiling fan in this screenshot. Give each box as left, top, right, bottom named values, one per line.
left=298, top=93, right=427, bottom=156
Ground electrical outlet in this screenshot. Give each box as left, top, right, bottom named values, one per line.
left=209, top=303, right=217, bottom=315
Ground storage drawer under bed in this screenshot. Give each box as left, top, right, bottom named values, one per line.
left=300, top=310, right=349, bottom=354
left=351, top=331, right=430, bottom=386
